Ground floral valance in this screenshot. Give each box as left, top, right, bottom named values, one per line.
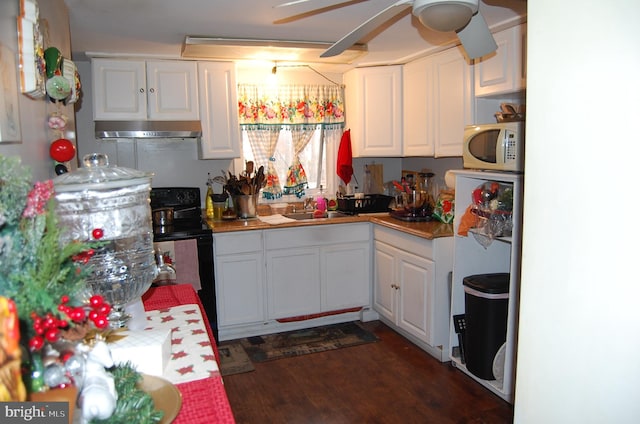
left=238, top=84, right=345, bottom=126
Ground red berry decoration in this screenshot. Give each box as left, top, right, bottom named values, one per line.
left=92, top=228, right=104, bottom=240
left=98, top=303, right=111, bottom=316
left=70, top=307, right=86, bottom=322
left=89, top=295, right=104, bottom=307
left=29, top=336, right=44, bottom=351
left=93, top=316, right=109, bottom=329
left=45, top=328, right=60, bottom=342
left=49, top=138, right=76, bottom=162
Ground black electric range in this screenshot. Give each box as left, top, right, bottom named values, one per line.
left=150, top=187, right=212, bottom=241
left=150, top=187, right=218, bottom=342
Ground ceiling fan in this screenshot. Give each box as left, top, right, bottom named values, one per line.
left=275, top=0, right=498, bottom=60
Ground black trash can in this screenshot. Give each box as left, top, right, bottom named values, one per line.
left=463, top=273, right=510, bottom=380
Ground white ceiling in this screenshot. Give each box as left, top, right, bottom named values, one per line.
left=64, top=0, right=526, bottom=71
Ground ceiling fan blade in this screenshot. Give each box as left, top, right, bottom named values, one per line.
left=273, top=0, right=362, bottom=18
left=320, top=0, right=413, bottom=58
left=455, top=12, right=497, bottom=59
left=274, top=0, right=348, bottom=8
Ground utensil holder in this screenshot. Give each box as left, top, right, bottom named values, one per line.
left=233, top=194, right=259, bottom=219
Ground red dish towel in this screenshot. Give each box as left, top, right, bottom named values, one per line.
left=337, top=129, right=353, bottom=185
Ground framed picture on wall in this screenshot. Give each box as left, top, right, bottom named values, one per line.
left=0, top=43, right=22, bottom=143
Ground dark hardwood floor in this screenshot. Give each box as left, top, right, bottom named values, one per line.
left=222, top=320, right=513, bottom=424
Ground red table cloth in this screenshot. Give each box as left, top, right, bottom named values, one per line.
left=142, top=284, right=235, bottom=424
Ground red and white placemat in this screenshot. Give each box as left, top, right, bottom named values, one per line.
left=144, top=304, right=220, bottom=384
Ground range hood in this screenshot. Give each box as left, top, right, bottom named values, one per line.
left=95, top=121, right=202, bottom=139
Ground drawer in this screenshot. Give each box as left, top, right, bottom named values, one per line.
left=213, top=231, right=263, bottom=255
left=374, top=224, right=434, bottom=259
left=265, top=223, right=370, bottom=250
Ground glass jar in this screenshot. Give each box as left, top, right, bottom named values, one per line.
left=53, top=153, right=157, bottom=328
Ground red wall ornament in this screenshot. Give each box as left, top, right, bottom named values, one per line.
left=49, top=138, right=76, bottom=162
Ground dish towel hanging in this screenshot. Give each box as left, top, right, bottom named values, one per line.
left=153, top=240, right=201, bottom=291
left=337, top=129, right=353, bottom=185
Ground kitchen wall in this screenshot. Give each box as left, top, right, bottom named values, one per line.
left=0, top=0, right=76, bottom=182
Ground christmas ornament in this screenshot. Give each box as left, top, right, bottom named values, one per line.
left=49, top=138, right=76, bottom=162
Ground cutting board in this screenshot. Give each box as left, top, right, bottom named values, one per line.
left=365, top=163, right=384, bottom=194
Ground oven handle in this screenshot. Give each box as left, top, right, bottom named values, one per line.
left=173, top=206, right=200, bottom=219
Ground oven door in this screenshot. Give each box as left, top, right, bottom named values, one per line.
left=152, top=231, right=218, bottom=343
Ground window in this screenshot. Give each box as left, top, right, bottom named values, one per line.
left=237, top=83, right=345, bottom=201
left=241, top=125, right=331, bottom=200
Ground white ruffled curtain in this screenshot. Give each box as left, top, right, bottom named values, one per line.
left=283, top=125, right=316, bottom=197
left=238, top=84, right=345, bottom=199
left=244, top=125, right=282, bottom=199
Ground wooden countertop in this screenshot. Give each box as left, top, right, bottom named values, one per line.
left=205, top=212, right=453, bottom=240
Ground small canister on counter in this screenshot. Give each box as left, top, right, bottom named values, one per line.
left=212, top=193, right=228, bottom=221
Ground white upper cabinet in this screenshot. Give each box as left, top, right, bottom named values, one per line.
left=403, top=46, right=474, bottom=157
left=474, top=24, right=527, bottom=97
left=344, top=66, right=403, bottom=157
left=92, top=59, right=199, bottom=120
left=403, top=56, right=434, bottom=156
left=197, top=61, right=241, bottom=159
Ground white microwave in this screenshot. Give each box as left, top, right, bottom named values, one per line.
left=462, top=122, right=525, bottom=172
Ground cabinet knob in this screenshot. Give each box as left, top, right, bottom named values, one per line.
left=139, top=88, right=145, bottom=93
left=149, top=87, right=155, bottom=93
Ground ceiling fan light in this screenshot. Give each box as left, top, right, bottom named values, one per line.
left=415, top=3, right=474, bottom=32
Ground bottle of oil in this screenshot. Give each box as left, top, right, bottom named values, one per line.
left=205, top=175, right=214, bottom=219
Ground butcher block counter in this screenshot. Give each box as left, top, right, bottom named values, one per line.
left=205, top=212, right=453, bottom=240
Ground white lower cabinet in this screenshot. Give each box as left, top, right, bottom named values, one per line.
left=215, top=223, right=371, bottom=341
left=265, top=223, right=371, bottom=320
left=266, top=247, right=320, bottom=320
left=213, top=231, right=264, bottom=329
left=373, top=225, right=453, bottom=361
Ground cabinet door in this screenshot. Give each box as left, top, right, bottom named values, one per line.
left=266, top=248, right=321, bottom=320
left=345, top=66, right=402, bottom=157
left=403, top=56, right=435, bottom=157
left=322, top=242, right=370, bottom=311
left=397, top=250, right=435, bottom=344
left=474, top=24, right=526, bottom=97
left=373, top=240, right=397, bottom=322
left=92, top=59, right=147, bottom=120
left=146, top=61, right=199, bottom=120
left=216, top=252, right=264, bottom=326
left=197, top=62, right=241, bottom=159
left=431, top=46, right=473, bottom=157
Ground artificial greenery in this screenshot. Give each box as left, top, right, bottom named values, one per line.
left=0, top=155, right=96, bottom=339
left=90, top=362, right=164, bottom=424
